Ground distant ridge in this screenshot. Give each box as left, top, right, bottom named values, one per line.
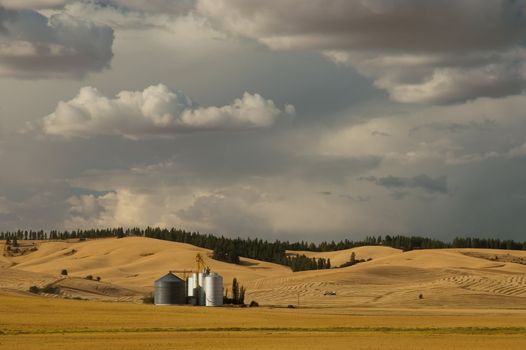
left=2, top=228, right=525, bottom=272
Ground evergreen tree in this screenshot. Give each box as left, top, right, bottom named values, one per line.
left=239, top=286, right=246, bottom=305
left=232, top=278, right=240, bottom=304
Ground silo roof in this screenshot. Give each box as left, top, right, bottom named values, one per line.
left=155, top=272, right=184, bottom=283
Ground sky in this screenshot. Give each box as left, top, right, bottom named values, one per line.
left=1, top=0, right=526, bottom=241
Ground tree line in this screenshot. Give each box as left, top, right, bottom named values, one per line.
left=285, top=254, right=331, bottom=272
left=2, top=228, right=526, bottom=272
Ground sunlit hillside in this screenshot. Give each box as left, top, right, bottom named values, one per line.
left=1, top=237, right=526, bottom=309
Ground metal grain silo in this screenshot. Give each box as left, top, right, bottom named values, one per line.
left=197, top=272, right=207, bottom=306
left=186, top=274, right=197, bottom=305
left=154, top=272, right=186, bottom=305
left=204, top=273, right=223, bottom=307
left=187, top=274, right=196, bottom=297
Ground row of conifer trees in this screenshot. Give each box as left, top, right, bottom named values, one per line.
left=2, top=227, right=525, bottom=272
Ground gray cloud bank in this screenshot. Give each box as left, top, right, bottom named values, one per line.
left=2, top=0, right=526, bottom=242
left=197, top=0, right=526, bottom=104
left=0, top=5, right=113, bottom=78
left=0, top=0, right=194, bottom=13
left=361, top=174, right=448, bottom=194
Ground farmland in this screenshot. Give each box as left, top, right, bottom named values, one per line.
left=1, top=292, right=526, bottom=350
left=2, top=237, right=526, bottom=349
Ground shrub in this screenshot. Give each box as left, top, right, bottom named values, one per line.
left=61, top=269, right=68, bottom=276
left=96, top=276, right=101, bottom=282
left=65, top=296, right=85, bottom=301
left=41, top=285, right=60, bottom=294
left=85, top=275, right=93, bottom=280
left=419, top=293, right=424, bottom=299
left=30, top=285, right=60, bottom=295
left=249, top=301, right=259, bottom=307
left=339, top=253, right=367, bottom=268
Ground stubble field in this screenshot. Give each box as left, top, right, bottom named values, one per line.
left=2, top=238, right=526, bottom=349
left=1, top=292, right=525, bottom=350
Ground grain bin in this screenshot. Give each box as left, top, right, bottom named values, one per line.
left=186, top=274, right=197, bottom=305
left=154, top=272, right=186, bottom=305
left=187, top=272, right=206, bottom=305
left=187, top=273, right=197, bottom=297
left=197, top=272, right=207, bottom=306
left=204, top=273, right=223, bottom=307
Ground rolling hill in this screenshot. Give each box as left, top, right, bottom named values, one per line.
left=248, top=248, right=526, bottom=308
left=286, top=246, right=402, bottom=267
left=1, top=237, right=526, bottom=309
left=6, top=237, right=291, bottom=292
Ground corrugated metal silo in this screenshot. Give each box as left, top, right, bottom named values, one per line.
left=187, top=274, right=196, bottom=297
left=197, top=272, right=207, bottom=306
left=204, top=273, right=223, bottom=307
left=154, top=272, right=186, bottom=305
left=186, top=274, right=197, bottom=305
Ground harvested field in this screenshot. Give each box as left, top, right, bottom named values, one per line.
left=1, top=292, right=526, bottom=350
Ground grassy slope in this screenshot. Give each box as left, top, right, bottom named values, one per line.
left=247, top=248, right=526, bottom=307
left=286, top=246, right=402, bottom=266
left=2, top=238, right=526, bottom=308
left=8, top=237, right=291, bottom=290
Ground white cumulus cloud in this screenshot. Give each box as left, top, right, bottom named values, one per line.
left=42, top=84, right=295, bottom=139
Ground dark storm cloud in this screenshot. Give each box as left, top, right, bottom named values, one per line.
left=197, top=0, right=526, bottom=104
left=156, top=131, right=383, bottom=185
left=0, top=6, right=12, bottom=32
left=109, top=0, right=194, bottom=14
left=1, top=0, right=194, bottom=14
left=409, top=119, right=498, bottom=136
left=50, top=0, right=197, bottom=30
left=361, top=174, right=448, bottom=194
left=3, top=0, right=526, bottom=242
left=0, top=179, right=73, bottom=230
left=198, top=0, right=526, bottom=52
left=0, top=6, right=113, bottom=79
left=176, top=194, right=272, bottom=235
left=371, top=130, right=390, bottom=137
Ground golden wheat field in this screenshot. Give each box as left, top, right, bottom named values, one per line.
left=1, top=292, right=526, bottom=350
left=1, top=237, right=526, bottom=349
left=4, top=237, right=526, bottom=308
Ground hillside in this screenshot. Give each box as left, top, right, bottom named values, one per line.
left=286, top=246, right=402, bottom=267
left=5, top=237, right=291, bottom=292
left=247, top=248, right=526, bottom=308
left=1, top=238, right=526, bottom=309
left=0, top=241, right=8, bottom=268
